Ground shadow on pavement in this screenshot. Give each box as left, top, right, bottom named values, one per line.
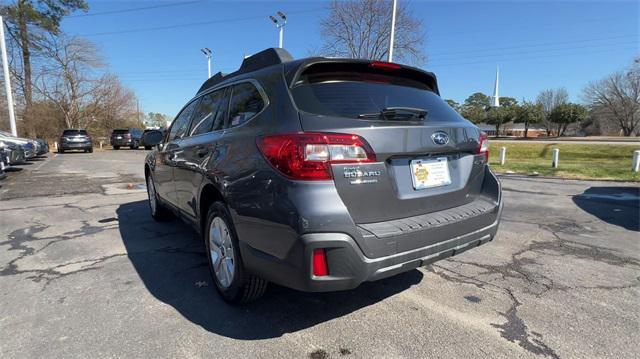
left=4, top=166, right=24, bottom=172
left=116, top=200, right=423, bottom=340
left=572, top=187, right=640, bottom=231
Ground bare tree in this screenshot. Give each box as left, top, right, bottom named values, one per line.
left=536, top=88, right=568, bottom=136
left=583, top=65, right=640, bottom=136
left=34, top=35, right=103, bottom=129
left=1, top=1, right=88, bottom=137
left=86, top=75, right=139, bottom=136
left=320, top=0, right=426, bottom=65
left=32, top=34, right=137, bottom=137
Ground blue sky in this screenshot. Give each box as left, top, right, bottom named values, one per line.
left=60, top=0, right=639, bottom=116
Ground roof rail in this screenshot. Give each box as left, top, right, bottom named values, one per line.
left=196, top=48, right=293, bottom=95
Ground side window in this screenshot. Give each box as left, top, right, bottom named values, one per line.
left=189, top=90, right=226, bottom=136
left=211, top=89, right=230, bottom=132
left=227, top=82, right=265, bottom=128
left=169, top=99, right=200, bottom=141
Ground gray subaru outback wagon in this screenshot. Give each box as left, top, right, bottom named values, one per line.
left=143, top=48, right=502, bottom=304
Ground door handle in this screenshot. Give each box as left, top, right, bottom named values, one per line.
left=196, top=147, right=209, bottom=158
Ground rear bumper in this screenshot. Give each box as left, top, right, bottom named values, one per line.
left=61, top=141, right=92, bottom=150
left=240, top=200, right=502, bottom=292
left=111, top=138, right=134, bottom=146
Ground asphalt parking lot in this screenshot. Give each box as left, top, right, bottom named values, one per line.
left=1, top=150, right=638, bottom=358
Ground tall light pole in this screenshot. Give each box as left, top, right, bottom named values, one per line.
left=269, top=11, right=287, bottom=48
left=200, top=48, right=212, bottom=78
left=388, top=0, right=397, bottom=63
left=0, top=16, right=17, bottom=136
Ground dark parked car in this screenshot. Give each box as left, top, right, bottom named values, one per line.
left=0, top=148, right=6, bottom=180
left=143, top=48, right=502, bottom=304
left=35, top=139, right=49, bottom=155
left=110, top=128, right=142, bottom=150
left=59, top=129, right=93, bottom=153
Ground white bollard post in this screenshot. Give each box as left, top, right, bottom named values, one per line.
left=100, top=141, right=103, bottom=150
left=632, top=150, right=640, bottom=173
left=499, top=147, right=507, bottom=165
left=551, top=148, right=559, bottom=168
left=54, top=141, right=58, bottom=151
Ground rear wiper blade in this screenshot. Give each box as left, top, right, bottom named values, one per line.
left=358, top=107, right=428, bottom=121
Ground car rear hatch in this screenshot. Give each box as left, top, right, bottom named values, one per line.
left=62, top=130, right=90, bottom=143
left=110, top=129, right=130, bottom=143
left=287, top=60, right=498, bottom=257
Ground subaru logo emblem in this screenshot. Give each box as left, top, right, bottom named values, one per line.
left=431, top=132, right=449, bottom=145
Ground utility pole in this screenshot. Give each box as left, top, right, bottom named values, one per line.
left=0, top=16, right=17, bottom=136
left=269, top=11, right=287, bottom=48
left=388, top=0, right=397, bottom=62
left=200, top=48, right=212, bottom=78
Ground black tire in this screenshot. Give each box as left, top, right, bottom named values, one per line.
left=144, top=145, right=152, bottom=150
left=88, top=148, right=93, bottom=153
left=83, top=149, right=87, bottom=153
left=146, top=175, right=173, bottom=221
left=205, top=202, right=267, bottom=304
left=113, top=146, right=120, bottom=150
left=58, top=148, right=64, bottom=154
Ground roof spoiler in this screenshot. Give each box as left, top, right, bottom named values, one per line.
left=196, top=48, right=293, bottom=94
left=240, top=48, right=293, bottom=72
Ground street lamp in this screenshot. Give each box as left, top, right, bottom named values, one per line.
left=268, top=11, right=287, bottom=48
left=388, top=0, right=397, bottom=62
left=200, top=47, right=212, bottom=78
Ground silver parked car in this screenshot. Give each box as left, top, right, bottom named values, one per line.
left=0, top=140, right=26, bottom=165
left=0, top=131, right=37, bottom=159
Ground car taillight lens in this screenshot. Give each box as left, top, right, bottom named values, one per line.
left=256, top=132, right=377, bottom=180
left=476, top=131, right=489, bottom=161
left=312, top=248, right=329, bottom=277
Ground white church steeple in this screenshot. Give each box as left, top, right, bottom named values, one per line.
left=491, top=66, right=500, bottom=107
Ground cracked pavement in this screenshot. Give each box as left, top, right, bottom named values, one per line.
left=1, top=150, right=638, bottom=358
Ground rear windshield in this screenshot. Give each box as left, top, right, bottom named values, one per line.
left=112, top=129, right=129, bottom=135
left=62, top=130, right=87, bottom=136
left=291, top=67, right=463, bottom=122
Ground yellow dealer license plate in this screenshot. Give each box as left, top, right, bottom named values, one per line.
left=410, top=157, right=452, bottom=190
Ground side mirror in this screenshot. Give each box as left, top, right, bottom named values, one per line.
left=142, top=130, right=163, bottom=147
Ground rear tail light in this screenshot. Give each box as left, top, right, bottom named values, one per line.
left=256, top=132, right=376, bottom=180
left=312, top=248, right=329, bottom=277
left=476, top=131, right=489, bottom=161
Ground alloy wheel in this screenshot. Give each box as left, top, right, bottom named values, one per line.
left=209, top=217, right=235, bottom=288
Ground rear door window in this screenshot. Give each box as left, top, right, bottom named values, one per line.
left=168, top=99, right=200, bottom=141
left=112, top=129, right=128, bottom=135
left=227, top=82, right=265, bottom=128
left=189, top=90, right=227, bottom=136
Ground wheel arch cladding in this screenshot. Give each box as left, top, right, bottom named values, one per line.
left=200, top=183, right=226, bottom=233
